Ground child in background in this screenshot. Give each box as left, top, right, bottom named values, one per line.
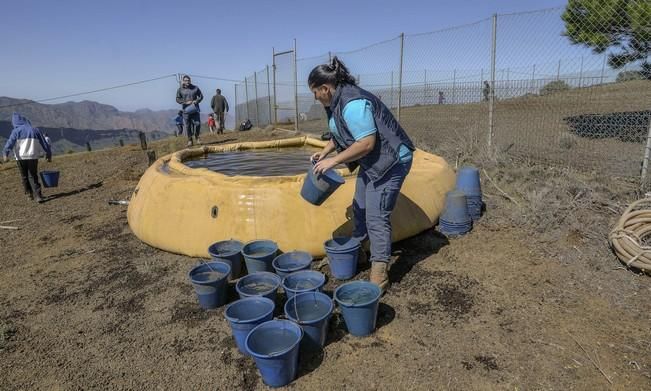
left=174, top=110, right=184, bottom=136
left=207, top=114, right=217, bottom=134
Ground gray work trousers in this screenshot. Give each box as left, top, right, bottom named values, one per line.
left=352, top=160, right=412, bottom=263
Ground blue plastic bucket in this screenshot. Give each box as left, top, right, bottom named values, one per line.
left=40, top=170, right=60, bottom=188
left=224, top=297, right=275, bottom=355
left=188, top=261, right=231, bottom=309
left=245, top=319, right=303, bottom=388
left=440, top=191, right=471, bottom=224
left=324, top=237, right=361, bottom=280
left=242, top=240, right=278, bottom=273
left=284, top=291, right=333, bottom=350
left=236, top=272, right=281, bottom=301
left=282, top=270, right=326, bottom=300
left=465, top=195, right=483, bottom=221
left=334, top=281, right=381, bottom=337
left=455, top=166, right=482, bottom=197
left=208, top=240, right=244, bottom=279
left=456, top=166, right=483, bottom=221
left=184, top=103, right=199, bottom=114
left=300, top=163, right=345, bottom=206
left=272, top=251, right=313, bottom=278
left=439, top=190, right=472, bottom=236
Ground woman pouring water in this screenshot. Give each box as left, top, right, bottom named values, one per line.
left=310, top=57, right=415, bottom=292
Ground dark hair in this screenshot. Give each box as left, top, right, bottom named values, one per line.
left=308, top=56, right=356, bottom=88
left=182, top=75, right=191, bottom=81
left=216, top=89, right=221, bottom=94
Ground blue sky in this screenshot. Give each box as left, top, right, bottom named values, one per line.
left=0, top=0, right=572, bottom=113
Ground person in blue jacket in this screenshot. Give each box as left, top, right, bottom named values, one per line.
left=174, top=110, right=184, bottom=136
left=2, top=113, right=52, bottom=203
left=309, top=57, right=415, bottom=292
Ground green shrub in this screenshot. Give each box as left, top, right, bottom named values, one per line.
left=616, top=70, right=644, bottom=82
left=540, top=80, right=571, bottom=96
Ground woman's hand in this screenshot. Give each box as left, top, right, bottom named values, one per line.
left=313, top=157, right=338, bottom=175
left=310, top=151, right=323, bottom=162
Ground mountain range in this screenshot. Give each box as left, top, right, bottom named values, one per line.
left=0, top=97, right=179, bottom=133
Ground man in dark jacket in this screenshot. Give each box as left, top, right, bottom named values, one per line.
left=176, top=75, right=203, bottom=146
left=210, top=89, right=229, bottom=134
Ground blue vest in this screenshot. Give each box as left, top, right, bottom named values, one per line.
left=328, top=84, right=415, bottom=182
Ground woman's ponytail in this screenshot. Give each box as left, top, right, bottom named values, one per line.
left=308, top=56, right=357, bottom=88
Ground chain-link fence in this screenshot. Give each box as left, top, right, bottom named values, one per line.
left=235, top=5, right=651, bottom=182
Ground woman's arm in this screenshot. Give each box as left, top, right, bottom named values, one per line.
left=313, top=134, right=375, bottom=174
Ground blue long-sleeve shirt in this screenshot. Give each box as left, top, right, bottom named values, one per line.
left=3, top=113, right=52, bottom=160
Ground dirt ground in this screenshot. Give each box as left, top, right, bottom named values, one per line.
left=1, top=128, right=651, bottom=390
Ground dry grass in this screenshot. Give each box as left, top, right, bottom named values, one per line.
left=301, top=80, right=651, bottom=177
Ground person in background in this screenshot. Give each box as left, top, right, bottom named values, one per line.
left=44, top=132, right=51, bottom=146
left=482, top=80, right=491, bottom=102
left=309, top=57, right=415, bottom=292
left=174, top=110, right=184, bottom=136
left=210, top=88, right=229, bottom=134
left=438, top=91, right=445, bottom=105
left=2, top=113, right=52, bottom=203
left=207, top=114, right=216, bottom=134
left=176, top=75, right=203, bottom=146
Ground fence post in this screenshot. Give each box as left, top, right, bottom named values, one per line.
left=390, top=71, right=394, bottom=110
left=578, top=56, right=584, bottom=87
left=253, top=72, right=260, bottom=126
left=244, top=77, right=250, bottom=121
left=233, top=83, right=240, bottom=125
left=293, top=38, right=299, bottom=132
left=530, top=64, right=535, bottom=92
left=266, top=65, right=272, bottom=126
left=488, top=14, right=497, bottom=148
left=556, top=59, right=561, bottom=80
left=452, top=69, right=457, bottom=104
left=600, top=54, right=607, bottom=84
left=398, top=33, right=404, bottom=121
left=423, top=69, right=427, bottom=105
left=272, top=48, right=278, bottom=125
left=641, top=113, right=651, bottom=185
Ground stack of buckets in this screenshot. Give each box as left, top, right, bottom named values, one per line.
left=188, top=236, right=381, bottom=388
left=439, top=166, right=483, bottom=236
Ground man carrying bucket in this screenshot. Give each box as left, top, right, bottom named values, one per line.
left=2, top=113, right=52, bottom=203
left=176, top=75, right=204, bottom=146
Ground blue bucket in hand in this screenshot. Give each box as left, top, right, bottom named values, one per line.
left=284, top=291, right=333, bottom=351
left=282, top=270, right=326, bottom=300
left=272, top=251, right=313, bottom=278
left=245, top=319, right=303, bottom=388
left=208, top=240, right=244, bottom=279
left=300, top=162, right=345, bottom=206
left=324, top=237, right=360, bottom=280
left=224, top=297, right=275, bottom=355
left=188, top=261, right=231, bottom=309
left=183, top=103, right=199, bottom=114
left=236, top=272, right=281, bottom=301
left=40, top=170, right=60, bottom=188
left=242, top=240, right=278, bottom=273
left=334, top=280, right=381, bottom=337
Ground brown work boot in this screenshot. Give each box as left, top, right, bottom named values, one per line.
left=370, top=261, right=389, bottom=293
